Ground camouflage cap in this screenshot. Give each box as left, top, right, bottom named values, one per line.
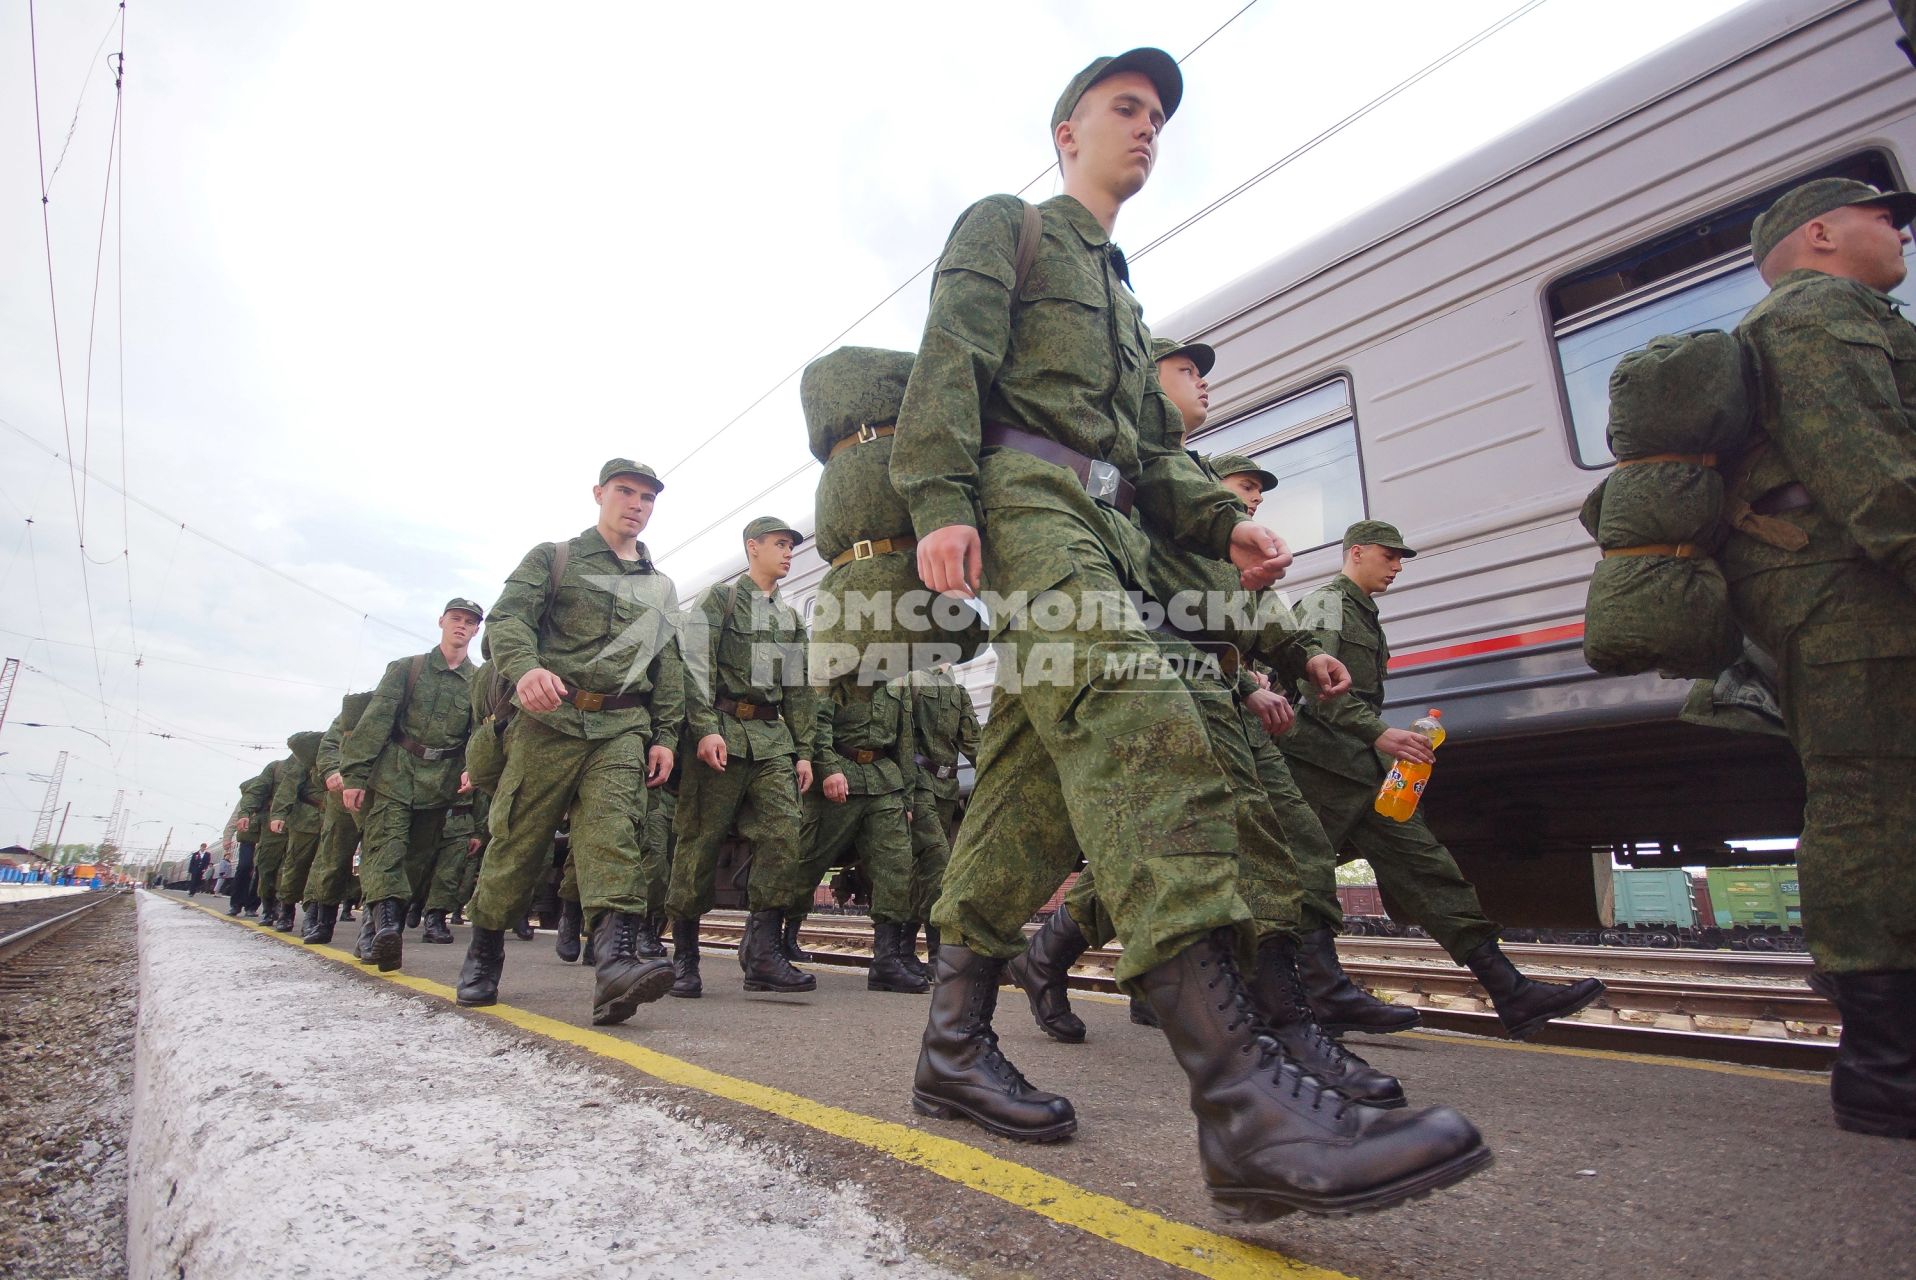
left=1051, top=48, right=1183, bottom=135
left=1150, top=335, right=1215, bottom=377
left=1343, top=519, right=1417, bottom=557
left=442, top=597, right=485, bottom=620
left=1749, top=177, right=1916, bottom=264
left=598, top=458, right=664, bottom=492
left=743, top=515, right=802, bottom=544
left=1207, top=452, right=1277, bottom=491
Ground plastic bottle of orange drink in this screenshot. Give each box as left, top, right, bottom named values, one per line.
left=1374, top=709, right=1445, bottom=822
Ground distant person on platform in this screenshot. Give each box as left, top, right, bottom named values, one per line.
left=187, top=844, right=212, bottom=895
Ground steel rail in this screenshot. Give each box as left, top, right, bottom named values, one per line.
left=0, top=888, right=127, bottom=967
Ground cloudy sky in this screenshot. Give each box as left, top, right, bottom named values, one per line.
left=0, top=0, right=1748, bottom=861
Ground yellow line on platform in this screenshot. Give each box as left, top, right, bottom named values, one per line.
left=165, top=894, right=1351, bottom=1280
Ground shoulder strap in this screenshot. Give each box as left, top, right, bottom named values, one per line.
left=393, top=653, right=426, bottom=733
left=1012, top=199, right=1041, bottom=295
left=541, top=541, right=570, bottom=639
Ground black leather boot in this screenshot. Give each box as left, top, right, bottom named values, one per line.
left=450, top=907, right=464, bottom=926
left=639, top=913, right=668, bottom=960
left=590, top=911, right=677, bottom=1026
left=457, top=927, right=506, bottom=1007
left=1464, top=940, right=1605, bottom=1039
left=1296, top=927, right=1422, bottom=1035
left=669, top=918, right=703, bottom=999
left=781, top=914, right=810, bottom=963
left=741, top=910, right=816, bottom=994
left=339, top=901, right=356, bottom=923
left=421, top=909, right=454, bottom=944
left=1828, top=970, right=1916, bottom=1139
left=354, top=906, right=378, bottom=963
left=257, top=896, right=277, bottom=928
left=274, top=900, right=300, bottom=932
left=371, top=898, right=407, bottom=972
left=1139, top=928, right=1490, bottom=1220
left=899, top=922, right=929, bottom=982
left=870, top=922, right=931, bottom=994
left=581, top=926, right=596, bottom=965
left=406, top=900, right=424, bottom=930
left=554, top=899, right=583, bottom=963
left=297, top=902, right=322, bottom=941
left=1005, top=905, right=1089, bottom=1043
left=1251, top=935, right=1406, bottom=1108
left=304, top=902, right=339, bottom=945
left=1129, top=996, right=1160, bottom=1028
left=512, top=914, right=535, bottom=942
left=911, top=945, right=1077, bottom=1142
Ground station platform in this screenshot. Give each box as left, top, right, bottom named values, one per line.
left=135, top=891, right=1916, bottom=1280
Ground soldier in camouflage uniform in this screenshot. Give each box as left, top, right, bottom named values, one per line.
left=890, top=49, right=1485, bottom=1213
left=339, top=600, right=482, bottom=969
left=259, top=734, right=323, bottom=931
left=792, top=677, right=925, bottom=993
left=894, top=661, right=979, bottom=978
left=1286, top=523, right=1604, bottom=1039
left=230, top=760, right=279, bottom=916
left=665, top=516, right=817, bottom=998
left=457, top=460, right=685, bottom=1027
left=299, top=689, right=374, bottom=944
left=1012, top=341, right=1406, bottom=1108
left=1730, top=177, right=1916, bottom=1137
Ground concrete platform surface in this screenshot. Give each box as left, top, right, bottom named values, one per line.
left=146, top=892, right=1916, bottom=1280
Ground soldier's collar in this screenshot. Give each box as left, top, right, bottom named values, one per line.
left=1335, top=572, right=1379, bottom=614
left=1046, top=194, right=1110, bottom=248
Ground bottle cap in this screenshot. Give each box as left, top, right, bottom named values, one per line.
left=1428, top=709, right=1442, bottom=718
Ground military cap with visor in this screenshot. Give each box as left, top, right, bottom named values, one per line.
left=598, top=457, right=665, bottom=491
left=1343, top=519, right=1417, bottom=557
left=1051, top=47, right=1183, bottom=135
left=442, top=597, right=486, bottom=620
left=1207, top=452, right=1278, bottom=492
left=1150, top=335, right=1216, bottom=377
left=1749, top=177, right=1916, bottom=265
left=743, top=515, right=803, bottom=544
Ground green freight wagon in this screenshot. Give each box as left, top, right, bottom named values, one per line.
left=1704, top=866, right=1802, bottom=948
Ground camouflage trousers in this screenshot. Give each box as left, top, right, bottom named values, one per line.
left=569, top=790, right=673, bottom=911
left=275, top=814, right=325, bottom=904
left=418, top=804, right=481, bottom=912
left=469, top=715, right=657, bottom=929
left=1287, top=755, right=1499, bottom=963
left=301, top=791, right=363, bottom=905
left=455, top=840, right=485, bottom=910
left=933, top=509, right=1250, bottom=985
left=790, top=787, right=915, bottom=923
left=356, top=792, right=454, bottom=907
left=251, top=826, right=290, bottom=904
left=665, top=751, right=801, bottom=920
left=1065, top=663, right=1302, bottom=946
left=905, top=784, right=956, bottom=924
left=1242, top=708, right=1344, bottom=937
left=1731, top=555, right=1916, bottom=973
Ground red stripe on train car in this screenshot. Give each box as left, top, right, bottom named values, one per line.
left=1387, top=622, right=1585, bottom=671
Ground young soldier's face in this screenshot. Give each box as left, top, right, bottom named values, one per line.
left=1220, top=473, right=1264, bottom=516
left=441, top=610, right=481, bottom=648
left=1156, top=354, right=1208, bottom=434
left=1347, top=545, right=1405, bottom=596
left=1827, top=204, right=1911, bottom=291
left=1061, top=71, right=1164, bottom=201
left=594, top=476, right=659, bottom=538
left=746, top=532, right=795, bottom=581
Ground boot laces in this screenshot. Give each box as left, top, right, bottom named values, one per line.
left=1271, top=953, right=1371, bottom=1076
left=1205, top=939, right=1351, bottom=1119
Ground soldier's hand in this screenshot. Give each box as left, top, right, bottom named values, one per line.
left=919, top=524, right=982, bottom=598
left=236, top=816, right=251, bottom=833
left=458, top=771, right=473, bottom=794
left=1305, top=654, right=1352, bottom=700
left=1248, top=668, right=1271, bottom=691
left=343, top=788, right=368, bottom=813
left=269, top=819, right=286, bottom=835
left=517, top=667, right=568, bottom=714
left=468, top=837, right=482, bottom=855
left=1376, top=727, right=1436, bottom=765
left=325, top=772, right=345, bottom=793
left=1229, top=522, right=1293, bottom=589
left=697, top=734, right=727, bottom=771
left=1247, top=689, right=1295, bottom=737
left=795, top=759, right=814, bottom=793
left=646, top=745, right=675, bottom=787
left=824, top=772, right=850, bottom=803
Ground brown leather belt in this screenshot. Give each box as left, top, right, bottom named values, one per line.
left=301, top=794, right=324, bottom=810
left=846, top=747, right=880, bottom=765
left=1616, top=451, right=1718, bottom=467
left=981, top=423, right=1135, bottom=515
left=715, top=695, right=781, bottom=722
left=449, top=802, right=474, bottom=817
left=1602, top=543, right=1702, bottom=559
left=394, top=734, right=462, bottom=761
left=914, top=753, right=959, bottom=781
left=564, top=687, right=648, bottom=713
left=828, top=422, right=897, bottom=460
left=1751, top=482, right=1812, bottom=517
left=829, top=536, right=916, bottom=569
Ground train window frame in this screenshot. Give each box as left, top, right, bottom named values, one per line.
left=1545, top=149, right=1907, bottom=470
left=1185, top=372, right=1367, bottom=555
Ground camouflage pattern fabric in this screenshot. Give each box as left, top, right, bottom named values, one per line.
left=642, top=785, right=677, bottom=918
left=356, top=795, right=451, bottom=906
left=783, top=680, right=917, bottom=922
left=680, top=573, right=815, bottom=765
left=251, top=825, right=289, bottom=902
left=801, top=346, right=914, bottom=465
left=276, top=823, right=324, bottom=904
left=1588, top=462, right=1726, bottom=550
left=1723, top=266, right=1916, bottom=972
left=300, top=691, right=375, bottom=903
left=904, top=779, right=950, bottom=923
left=897, top=666, right=979, bottom=920
left=1282, top=576, right=1397, bottom=783
left=423, top=796, right=485, bottom=913
left=815, top=431, right=914, bottom=563
left=1243, top=702, right=1344, bottom=937
left=1583, top=554, right=1742, bottom=678
left=339, top=649, right=477, bottom=808
left=262, top=732, right=325, bottom=900
left=810, top=552, right=989, bottom=685
left=1605, top=330, right=1753, bottom=459
left=666, top=755, right=803, bottom=919
left=235, top=757, right=280, bottom=877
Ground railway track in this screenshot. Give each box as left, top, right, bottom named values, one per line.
left=0, top=889, right=130, bottom=993
left=695, top=912, right=1838, bottom=1073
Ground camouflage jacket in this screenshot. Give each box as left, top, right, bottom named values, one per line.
left=236, top=759, right=281, bottom=835
left=891, top=194, right=1245, bottom=561
left=316, top=690, right=376, bottom=784
left=681, top=571, right=816, bottom=764
left=488, top=526, right=688, bottom=745
left=1725, top=269, right=1916, bottom=597
left=815, top=682, right=914, bottom=796
left=269, top=731, right=327, bottom=835
left=896, top=665, right=979, bottom=801
left=1283, top=574, right=1394, bottom=783
left=340, top=647, right=477, bottom=808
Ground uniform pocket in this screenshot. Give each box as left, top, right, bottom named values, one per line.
left=1794, top=621, right=1916, bottom=757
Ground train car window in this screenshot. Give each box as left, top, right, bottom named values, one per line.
left=1549, top=151, right=1906, bottom=467
left=1190, top=378, right=1364, bottom=553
